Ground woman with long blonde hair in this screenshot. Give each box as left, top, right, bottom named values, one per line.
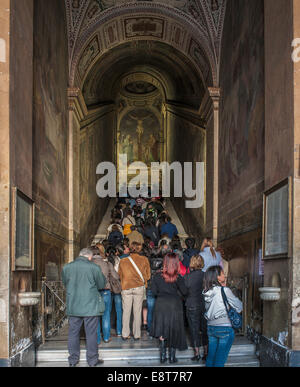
left=200, top=238, right=223, bottom=272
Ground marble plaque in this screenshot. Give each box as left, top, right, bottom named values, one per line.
left=264, top=182, right=289, bottom=258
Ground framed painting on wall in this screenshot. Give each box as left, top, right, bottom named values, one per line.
left=11, top=188, right=35, bottom=271
left=263, top=177, right=292, bottom=260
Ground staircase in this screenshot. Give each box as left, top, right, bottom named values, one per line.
left=36, top=333, right=259, bottom=367
left=91, top=199, right=189, bottom=245
left=37, top=199, right=259, bottom=367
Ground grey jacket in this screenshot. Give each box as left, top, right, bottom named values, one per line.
left=92, top=255, right=120, bottom=291
left=203, top=286, right=243, bottom=326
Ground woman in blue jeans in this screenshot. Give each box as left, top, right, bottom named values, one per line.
left=92, top=245, right=120, bottom=344
left=112, top=293, right=122, bottom=337
left=203, top=266, right=243, bottom=367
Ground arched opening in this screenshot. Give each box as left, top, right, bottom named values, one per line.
left=72, top=36, right=210, bottom=248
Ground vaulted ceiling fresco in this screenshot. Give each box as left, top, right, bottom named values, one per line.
left=65, top=0, right=227, bottom=87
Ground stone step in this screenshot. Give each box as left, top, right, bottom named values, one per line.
left=36, top=342, right=256, bottom=363
left=36, top=355, right=260, bottom=368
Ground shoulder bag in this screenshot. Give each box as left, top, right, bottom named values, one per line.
left=221, top=287, right=243, bottom=331
left=107, top=262, right=122, bottom=294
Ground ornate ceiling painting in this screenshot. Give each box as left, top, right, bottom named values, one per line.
left=65, top=0, right=227, bottom=89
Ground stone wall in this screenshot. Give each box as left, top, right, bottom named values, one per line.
left=217, top=0, right=265, bottom=345
left=264, top=0, right=294, bottom=351
left=218, top=0, right=265, bottom=243
left=79, top=111, right=115, bottom=248
left=31, top=0, right=69, bottom=349
left=9, top=0, right=35, bottom=366
left=168, top=111, right=206, bottom=244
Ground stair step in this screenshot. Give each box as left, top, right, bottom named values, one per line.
left=36, top=355, right=259, bottom=368
left=36, top=343, right=256, bottom=363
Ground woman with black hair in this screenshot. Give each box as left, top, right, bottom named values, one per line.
left=203, top=266, right=243, bottom=367
left=108, top=245, right=124, bottom=337
left=184, top=255, right=206, bottom=362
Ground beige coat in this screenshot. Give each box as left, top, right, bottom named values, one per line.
left=127, top=230, right=144, bottom=246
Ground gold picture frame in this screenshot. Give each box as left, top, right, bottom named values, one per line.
left=262, top=177, right=292, bottom=260
left=11, top=187, right=35, bottom=271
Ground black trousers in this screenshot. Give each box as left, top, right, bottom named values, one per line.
left=186, top=307, right=208, bottom=348
left=68, top=316, right=100, bottom=366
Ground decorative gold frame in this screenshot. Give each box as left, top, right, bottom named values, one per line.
left=11, top=187, right=35, bottom=271
left=262, top=177, right=292, bottom=260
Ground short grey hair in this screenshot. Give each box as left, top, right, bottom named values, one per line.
left=79, top=248, right=94, bottom=258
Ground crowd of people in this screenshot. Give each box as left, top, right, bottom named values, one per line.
left=62, top=195, right=243, bottom=368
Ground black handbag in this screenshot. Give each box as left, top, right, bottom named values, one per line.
left=221, top=287, right=242, bottom=331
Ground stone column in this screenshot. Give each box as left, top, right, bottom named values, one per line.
left=208, top=87, right=221, bottom=245
left=0, top=0, right=10, bottom=366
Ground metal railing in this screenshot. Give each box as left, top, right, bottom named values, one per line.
left=41, top=278, right=67, bottom=342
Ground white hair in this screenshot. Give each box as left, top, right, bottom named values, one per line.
left=79, top=248, right=93, bottom=258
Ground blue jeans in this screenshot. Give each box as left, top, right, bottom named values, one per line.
left=97, top=290, right=112, bottom=344
left=147, top=290, right=156, bottom=333
left=112, top=293, right=123, bottom=336
left=206, top=326, right=235, bottom=367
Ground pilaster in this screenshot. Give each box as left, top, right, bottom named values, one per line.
left=0, top=0, right=10, bottom=364
left=208, top=87, right=221, bottom=245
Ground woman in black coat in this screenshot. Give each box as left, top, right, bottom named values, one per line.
left=184, top=255, right=207, bottom=362
left=150, top=253, right=188, bottom=364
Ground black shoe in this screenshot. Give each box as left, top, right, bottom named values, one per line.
left=134, top=337, right=141, bottom=341
left=69, top=363, right=78, bottom=367
left=191, top=355, right=201, bottom=362
left=159, top=340, right=167, bottom=364
left=89, top=359, right=104, bottom=367
left=169, top=348, right=178, bottom=364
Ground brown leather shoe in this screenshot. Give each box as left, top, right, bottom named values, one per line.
left=122, top=336, right=131, bottom=341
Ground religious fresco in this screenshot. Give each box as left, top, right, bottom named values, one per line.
left=118, top=109, right=161, bottom=166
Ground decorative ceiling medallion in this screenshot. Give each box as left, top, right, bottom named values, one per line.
left=125, top=81, right=157, bottom=95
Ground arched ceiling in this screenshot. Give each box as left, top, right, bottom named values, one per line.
left=65, top=1, right=227, bottom=88
left=82, top=40, right=206, bottom=109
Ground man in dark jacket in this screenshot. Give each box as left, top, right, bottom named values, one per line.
left=108, top=225, right=124, bottom=247
left=62, top=248, right=106, bottom=367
